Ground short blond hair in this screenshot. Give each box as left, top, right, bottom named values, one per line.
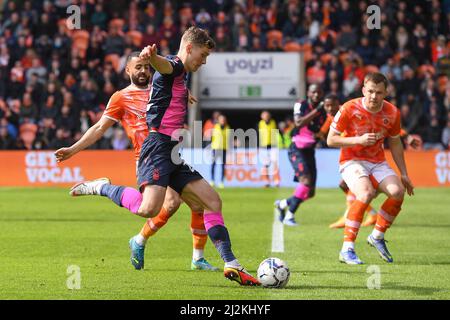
left=181, top=26, right=215, bottom=49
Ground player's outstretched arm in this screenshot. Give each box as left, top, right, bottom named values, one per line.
left=139, top=44, right=173, bottom=75
left=54, top=116, right=115, bottom=162
left=388, top=136, right=415, bottom=196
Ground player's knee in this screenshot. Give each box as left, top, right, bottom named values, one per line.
left=206, top=193, right=222, bottom=212
left=137, top=203, right=160, bottom=218
left=164, top=197, right=182, bottom=216
left=389, top=185, right=405, bottom=200
left=358, top=189, right=376, bottom=203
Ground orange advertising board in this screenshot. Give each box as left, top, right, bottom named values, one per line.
left=0, top=150, right=449, bottom=187
left=0, top=150, right=137, bottom=187
left=385, top=150, right=450, bottom=187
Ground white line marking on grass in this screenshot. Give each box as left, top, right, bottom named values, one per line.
left=271, top=208, right=284, bottom=253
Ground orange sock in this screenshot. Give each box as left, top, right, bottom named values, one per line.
left=191, top=211, right=208, bottom=250
left=140, top=207, right=170, bottom=239
left=375, top=198, right=403, bottom=233
left=344, top=200, right=369, bottom=242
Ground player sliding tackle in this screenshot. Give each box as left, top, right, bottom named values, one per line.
left=327, top=72, right=414, bottom=264
left=55, top=51, right=218, bottom=272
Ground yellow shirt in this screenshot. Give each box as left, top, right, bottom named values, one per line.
left=211, top=123, right=230, bottom=150
left=259, top=119, right=277, bottom=147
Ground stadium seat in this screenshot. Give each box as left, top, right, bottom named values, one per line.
left=266, top=30, right=283, bottom=50
left=19, top=123, right=38, bottom=149
left=283, top=41, right=302, bottom=52
left=105, top=54, right=121, bottom=72
left=127, top=30, right=143, bottom=47
left=301, top=42, right=313, bottom=63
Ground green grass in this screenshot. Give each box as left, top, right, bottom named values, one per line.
left=0, top=187, right=449, bottom=300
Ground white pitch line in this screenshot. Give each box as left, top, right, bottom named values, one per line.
left=271, top=208, right=284, bottom=253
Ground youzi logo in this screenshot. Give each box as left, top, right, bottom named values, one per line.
left=225, top=57, right=273, bottom=74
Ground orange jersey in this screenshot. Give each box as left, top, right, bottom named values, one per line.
left=103, top=85, right=151, bottom=161
left=331, top=97, right=401, bottom=164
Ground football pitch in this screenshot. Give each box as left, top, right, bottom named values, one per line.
left=0, top=187, right=449, bottom=300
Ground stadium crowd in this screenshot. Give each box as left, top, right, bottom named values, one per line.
left=0, top=0, right=449, bottom=151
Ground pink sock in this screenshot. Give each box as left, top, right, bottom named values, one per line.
left=203, top=211, right=225, bottom=232
left=294, top=184, right=310, bottom=200
left=120, top=187, right=142, bottom=214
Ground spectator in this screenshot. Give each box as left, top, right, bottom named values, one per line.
left=355, top=37, right=374, bottom=65
left=203, top=111, right=220, bottom=147
left=258, top=110, right=280, bottom=188
left=91, top=3, right=108, bottom=30
left=104, top=26, right=125, bottom=56
left=111, top=127, right=130, bottom=150
left=335, top=23, right=357, bottom=50
left=19, top=93, right=38, bottom=123
left=307, top=60, right=326, bottom=85
left=40, top=95, right=58, bottom=119
left=423, top=116, right=444, bottom=150
left=49, top=127, right=73, bottom=150
left=210, top=114, right=230, bottom=189
left=37, top=117, right=56, bottom=149
left=343, top=71, right=360, bottom=98
left=282, top=14, right=306, bottom=43
left=0, top=124, right=15, bottom=149
left=142, top=24, right=159, bottom=48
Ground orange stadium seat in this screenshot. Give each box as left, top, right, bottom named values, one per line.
left=283, top=41, right=302, bottom=52
left=300, top=42, right=313, bottom=63
left=266, top=30, right=283, bottom=50
left=19, top=123, right=38, bottom=149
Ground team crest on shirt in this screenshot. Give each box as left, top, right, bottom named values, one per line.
left=152, top=168, right=160, bottom=181
left=354, top=113, right=363, bottom=120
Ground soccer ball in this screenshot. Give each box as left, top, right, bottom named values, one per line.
left=257, top=257, right=290, bottom=288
